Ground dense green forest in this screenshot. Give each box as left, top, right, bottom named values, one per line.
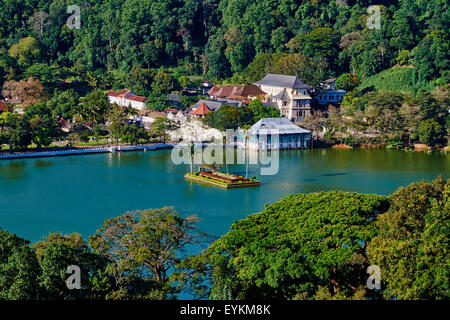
left=1, top=0, right=448, bottom=86
left=0, top=0, right=448, bottom=150
left=1, top=177, right=448, bottom=300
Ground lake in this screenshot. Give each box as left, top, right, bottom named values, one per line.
left=0, top=148, right=448, bottom=243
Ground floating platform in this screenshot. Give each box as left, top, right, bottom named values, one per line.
left=185, top=172, right=261, bottom=189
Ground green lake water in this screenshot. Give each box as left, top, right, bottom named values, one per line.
left=0, top=148, right=448, bottom=243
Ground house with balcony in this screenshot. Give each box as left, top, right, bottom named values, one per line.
left=254, top=74, right=312, bottom=122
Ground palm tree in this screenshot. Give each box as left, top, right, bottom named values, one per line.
left=125, top=105, right=138, bottom=118
left=72, top=103, right=90, bottom=126
left=78, top=90, right=111, bottom=125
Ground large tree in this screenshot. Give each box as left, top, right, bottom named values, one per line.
left=2, top=77, right=46, bottom=107
left=24, top=103, right=60, bottom=148
left=89, top=207, right=211, bottom=299
left=0, top=229, right=41, bottom=300
left=74, top=90, right=110, bottom=125
left=33, top=233, right=111, bottom=300
left=367, top=177, right=449, bottom=300
left=205, top=192, right=390, bottom=300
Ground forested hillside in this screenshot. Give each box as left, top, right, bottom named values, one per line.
left=0, top=0, right=448, bottom=87
left=0, top=0, right=448, bottom=151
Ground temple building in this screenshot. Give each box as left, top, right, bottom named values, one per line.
left=240, top=118, right=312, bottom=150
left=254, top=74, right=312, bottom=122
left=190, top=101, right=212, bottom=118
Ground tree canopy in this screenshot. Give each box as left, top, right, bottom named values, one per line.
left=205, top=191, right=390, bottom=300
left=367, top=177, right=449, bottom=300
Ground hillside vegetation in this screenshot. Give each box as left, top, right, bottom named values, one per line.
left=0, top=0, right=448, bottom=87
left=0, top=0, right=448, bottom=151
left=357, top=66, right=437, bottom=95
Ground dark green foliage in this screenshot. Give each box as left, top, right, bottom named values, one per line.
left=205, top=104, right=255, bottom=131
left=417, top=119, right=445, bottom=147
left=206, top=192, right=390, bottom=300
left=35, top=234, right=111, bottom=300
left=5, top=113, right=32, bottom=149
left=367, top=177, right=450, bottom=299
left=205, top=99, right=281, bottom=131
left=74, top=90, right=110, bottom=125
left=0, top=229, right=41, bottom=300
left=0, top=0, right=447, bottom=87
left=122, top=66, right=154, bottom=97
left=46, top=89, right=80, bottom=120
left=121, top=123, right=149, bottom=145
left=335, top=73, right=360, bottom=91
left=24, top=103, right=61, bottom=148
left=248, top=99, right=281, bottom=122
left=145, top=94, right=172, bottom=111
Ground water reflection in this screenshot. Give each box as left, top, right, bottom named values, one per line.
left=0, top=161, right=27, bottom=180
left=33, top=160, right=54, bottom=168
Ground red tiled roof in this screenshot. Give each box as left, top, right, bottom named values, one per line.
left=190, top=102, right=212, bottom=115
left=207, top=86, right=220, bottom=95
left=216, top=86, right=237, bottom=97
left=0, top=101, right=6, bottom=111
left=165, top=108, right=179, bottom=113
left=234, top=85, right=266, bottom=97
left=107, top=90, right=121, bottom=97
left=127, top=95, right=147, bottom=103
left=107, top=89, right=133, bottom=97
left=119, top=89, right=133, bottom=97
left=108, top=89, right=147, bottom=103
left=208, top=85, right=266, bottom=99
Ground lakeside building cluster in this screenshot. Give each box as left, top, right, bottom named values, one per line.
left=101, top=73, right=337, bottom=150
left=105, top=73, right=345, bottom=124
left=0, top=73, right=331, bottom=151
left=104, top=74, right=342, bottom=150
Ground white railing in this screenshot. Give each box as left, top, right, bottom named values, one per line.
left=0, top=144, right=174, bottom=160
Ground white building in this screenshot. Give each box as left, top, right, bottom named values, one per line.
left=254, top=74, right=312, bottom=122
left=107, top=89, right=148, bottom=110
left=239, top=118, right=312, bottom=150
left=166, top=109, right=187, bottom=124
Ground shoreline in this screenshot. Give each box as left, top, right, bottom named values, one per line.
left=0, top=143, right=174, bottom=160
left=1, top=142, right=447, bottom=160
